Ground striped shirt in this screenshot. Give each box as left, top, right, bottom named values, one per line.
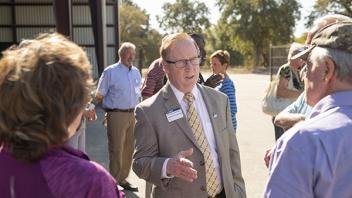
left=141, top=58, right=165, bottom=100
left=218, top=76, right=237, bottom=130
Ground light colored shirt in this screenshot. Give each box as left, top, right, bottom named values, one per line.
left=161, top=83, right=222, bottom=191
left=96, top=62, right=142, bottom=109
left=282, top=93, right=312, bottom=116
left=263, top=91, right=352, bottom=198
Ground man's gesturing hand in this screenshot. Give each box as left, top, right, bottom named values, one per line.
left=166, top=148, right=198, bottom=182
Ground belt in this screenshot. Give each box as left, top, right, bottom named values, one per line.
left=105, top=108, right=134, bottom=113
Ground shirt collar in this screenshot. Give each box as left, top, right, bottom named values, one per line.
left=309, top=91, right=352, bottom=119
left=118, top=61, right=132, bottom=71
left=169, top=83, right=199, bottom=104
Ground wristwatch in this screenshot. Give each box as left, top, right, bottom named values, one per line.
left=85, top=103, right=95, bottom=111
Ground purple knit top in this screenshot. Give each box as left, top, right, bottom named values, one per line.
left=0, top=145, right=124, bottom=198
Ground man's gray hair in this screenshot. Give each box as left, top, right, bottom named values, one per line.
left=118, top=42, right=136, bottom=59
left=310, top=46, right=352, bottom=84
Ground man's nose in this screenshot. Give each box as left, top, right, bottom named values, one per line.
left=184, top=60, right=193, bottom=69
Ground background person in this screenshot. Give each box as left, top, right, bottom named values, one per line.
left=210, top=50, right=237, bottom=131
left=273, top=66, right=312, bottom=131
left=272, top=42, right=306, bottom=140
left=141, top=58, right=164, bottom=100
left=133, top=32, right=246, bottom=198
left=187, top=33, right=224, bottom=88
left=96, top=42, right=141, bottom=192
left=0, top=33, right=124, bottom=198
left=67, top=105, right=97, bottom=152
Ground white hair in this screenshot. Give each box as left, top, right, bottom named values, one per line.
left=118, top=42, right=136, bottom=59
left=309, top=47, right=352, bottom=83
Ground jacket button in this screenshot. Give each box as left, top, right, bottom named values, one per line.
left=199, top=160, right=205, bottom=166
left=200, top=185, right=206, bottom=192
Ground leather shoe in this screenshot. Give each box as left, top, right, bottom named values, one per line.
left=119, top=181, right=139, bottom=192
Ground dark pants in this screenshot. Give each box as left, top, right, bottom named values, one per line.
left=272, top=117, right=284, bottom=140
left=209, top=188, right=226, bottom=198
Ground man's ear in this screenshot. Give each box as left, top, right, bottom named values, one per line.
left=324, top=58, right=336, bottom=82
left=162, top=60, right=169, bottom=74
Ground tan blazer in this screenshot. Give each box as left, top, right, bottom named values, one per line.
left=133, top=83, right=246, bottom=198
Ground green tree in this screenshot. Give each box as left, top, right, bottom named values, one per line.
left=205, top=24, right=244, bottom=66
left=157, top=0, right=211, bottom=33
left=120, top=1, right=162, bottom=68
left=142, top=29, right=163, bottom=66
left=216, top=0, right=301, bottom=67
left=307, top=0, right=352, bottom=27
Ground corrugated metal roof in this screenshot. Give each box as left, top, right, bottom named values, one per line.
left=73, top=5, right=91, bottom=25
left=73, top=27, right=94, bottom=45
left=16, top=6, right=55, bottom=25
left=0, top=28, right=13, bottom=42
left=0, top=6, right=12, bottom=25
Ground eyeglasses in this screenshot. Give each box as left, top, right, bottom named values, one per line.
left=165, top=56, right=201, bottom=68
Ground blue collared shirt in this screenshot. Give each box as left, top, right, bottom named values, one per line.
left=96, top=62, right=142, bottom=109
left=264, top=91, right=352, bottom=198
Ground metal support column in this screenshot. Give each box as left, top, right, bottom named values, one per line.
left=53, top=0, right=72, bottom=38
left=114, top=0, right=120, bottom=62
left=89, top=0, right=107, bottom=76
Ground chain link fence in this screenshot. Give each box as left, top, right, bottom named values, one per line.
left=269, top=44, right=290, bottom=81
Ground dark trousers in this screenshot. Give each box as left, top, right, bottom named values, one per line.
left=272, top=117, right=284, bottom=140
left=209, top=188, right=226, bottom=198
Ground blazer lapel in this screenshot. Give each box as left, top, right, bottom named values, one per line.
left=197, top=85, right=226, bottom=158
left=162, top=83, right=199, bottom=148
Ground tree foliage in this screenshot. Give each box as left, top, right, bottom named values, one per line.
left=120, top=2, right=148, bottom=45
left=216, top=0, right=301, bottom=67
left=120, top=1, right=162, bottom=68
left=157, top=0, right=211, bottom=33
left=205, top=24, right=244, bottom=66
left=306, top=0, right=352, bottom=27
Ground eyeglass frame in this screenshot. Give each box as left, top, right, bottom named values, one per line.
left=165, top=55, right=201, bottom=68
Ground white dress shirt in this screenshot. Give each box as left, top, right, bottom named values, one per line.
left=161, top=83, right=223, bottom=191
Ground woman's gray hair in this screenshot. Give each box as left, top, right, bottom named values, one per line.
left=310, top=46, right=352, bottom=83
left=118, top=42, right=136, bottom=59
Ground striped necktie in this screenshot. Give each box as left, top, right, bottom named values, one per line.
left=184, top=92, right=220, bottom=197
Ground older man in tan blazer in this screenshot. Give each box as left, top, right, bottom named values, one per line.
left=133, top=33, right=246, bottom=198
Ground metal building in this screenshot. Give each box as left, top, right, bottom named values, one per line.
left=0, top=0, right=119, bottom=79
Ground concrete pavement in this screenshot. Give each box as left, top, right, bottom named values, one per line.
left=86, top=73, right=276, bottom=198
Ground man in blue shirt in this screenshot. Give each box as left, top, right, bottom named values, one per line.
left=96, top=42, right=142, bottom=192
left=264, top=20, right=352, bottom=197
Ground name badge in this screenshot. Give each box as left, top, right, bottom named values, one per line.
left=166, top=108, right=183, bottom=122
